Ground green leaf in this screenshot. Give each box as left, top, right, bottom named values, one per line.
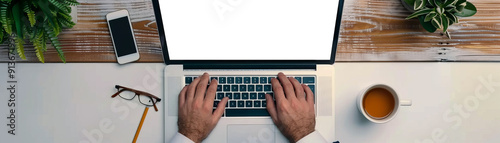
left=406, top=8, right=433, bottom=19
left=419, top=15, right=437, bottom=33
left=428, top=0, right=436, bottom=7
left=445, top=11, right=458, bottom=23
left=14, top=36, right=26, bottom=60
left=12, top=3, right=23, bottom=38
left=455, top=2, right=477, bottom=17
left=441, top=14, right=449, bottom=32
left=0, top=27, right=4, bottom=43
left=49, top=0, right=70, bottom=13
left=424, top=11, right=437, bottom=22
left=38, top=0, right=58, bottom=33
left=434, top=0, right=443, bottom=7
left=443, top=0, right=458, bottom=7
left=431, top=16, right=443, bottom=30
left=44, top=22, right=66, bottom=63
left=33, top=31, right=45, bottom=63
left=414, top=0, right=426, bottom=10
left=0, top=2, right=12, bottom=34
left=23, top=3, right=36, bottom=27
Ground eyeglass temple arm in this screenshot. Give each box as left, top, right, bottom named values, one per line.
left=151, top=97, right=159, bottom=112
left=111, top=89, right=126, bottom=98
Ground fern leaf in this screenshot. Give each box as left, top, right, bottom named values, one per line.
left=0, top=27, right=4, bottom=44
left=63, top=0, right=80, bottom=6
left=49, top=0, right=70, bottom=13
left=57, top=12, right=75, bottom=28
left=0, top=2, right=12, bottom=34
left=14, top=37, right=26, bottom=60
left=45, top=22, right=66, bottom=63
left=33, top=31, right=45, bottom=63
left=23, top=4, right=36, bottom=27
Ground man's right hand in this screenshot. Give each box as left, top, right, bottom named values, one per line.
left=266, top=72, right=316, bottom=142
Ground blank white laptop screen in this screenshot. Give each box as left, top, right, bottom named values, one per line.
left=159, top=0, right=339, bottom=60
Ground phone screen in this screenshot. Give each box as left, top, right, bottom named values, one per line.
left=109, top=16, right=137, bottom=57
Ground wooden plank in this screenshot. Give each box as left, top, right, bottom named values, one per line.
left=0, top=0, right=499, bottom=62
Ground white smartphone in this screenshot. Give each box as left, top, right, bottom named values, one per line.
left=106, top=10, right=140, bottom=64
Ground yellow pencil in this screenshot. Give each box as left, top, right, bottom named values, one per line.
left=133, top=107, right=149, bottom=143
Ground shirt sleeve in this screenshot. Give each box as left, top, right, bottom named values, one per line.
left=296, top=130, right=328, bottom=143
left=169, top=132, right=195, bottom=143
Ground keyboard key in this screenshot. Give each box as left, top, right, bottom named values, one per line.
left=262, top=101, right=267, bottom=107
left=244, top=77, right=251, bottom=84
left=211, top=77, right=218, bottom=82
left=247, top=85, right=255, bottom=91
left=260, top=77, right=267, bottom=84
left=229, top=101, right=236, bottom=107
left=237, top=101, right=245, bottom=107
left=219, top=77, right=227, bottom=84
left=185, top=77, right=193, bottom=84
left=250, top=93, right=257, bottom=99
left=213, top=101, right=220, bottom=107
left=258, top=93, right=266, bottom=99
left=227, top=77, right=234, bottom=84
left=239, top=85, right=247, bottom=91
left=235, top=77, right=243, bottom=84
left=231, top=85, right=239, bottom=91
left=294, top=77, right=302, bottom=83
left=255, top=85, right=263, bottom=91
left=267, top=77, right=274, bottom=83
left=223, top=85, right=230, bottom=91
left=217, top=93, right=224, bottom=99
left=245, top=101, right=253, bottom=107
left=252, top=77, right=259, bottom=84
left=308, top=85, right=315, bottom=94
left=233, top=93, right=241, bottom=99
left=264, top=85, right=271, bottom=91
left=254, top=101, right=261, bottom=107
left=225, top=109, right=270, bottom=117
left=225, top=93, right=233, bottom=99
left=303, top=77, right=315, bottom=83
left=241, top=93, right=249, bottom=99
left=217, top=85, right=222, bottom=91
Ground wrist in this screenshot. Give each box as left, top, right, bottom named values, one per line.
left=290, top=128, right=315, bottom=143
left=178, top=130, right=202, bottom=143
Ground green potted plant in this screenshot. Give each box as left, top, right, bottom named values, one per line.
left=0, top=0, right=79, bottom=63
left=402, top=0, right=477, bottom=38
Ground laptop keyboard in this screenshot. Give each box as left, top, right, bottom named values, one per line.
left=185, top=76, right=316, bottom=117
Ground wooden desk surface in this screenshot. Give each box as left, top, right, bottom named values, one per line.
left=1, top=0, right=499, bottom=63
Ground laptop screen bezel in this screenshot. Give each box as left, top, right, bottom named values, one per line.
left=152, top=0, right=345, bottom=65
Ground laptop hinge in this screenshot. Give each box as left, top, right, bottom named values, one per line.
left=184, top=63, right=316, bottom=70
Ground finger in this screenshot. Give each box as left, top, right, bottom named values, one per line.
left=187, top=75, right=201, bottom=102
left=178, top=86, right=188, bottom=108
left=289, top=77, right=305, bottom=101
left=277, top=72, right=296, bottom=101
left=303, top=84, right=314, bottom=106
left=265, top=94, right=279, bottom=124
left=194, top=73, right=210, bottom=102
left=204, top=79, right=218, bottom=108
left=212, top=97, right=229, bottom=124
left=271, top=78, right=287, bottom=103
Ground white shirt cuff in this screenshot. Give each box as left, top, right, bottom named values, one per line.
left=169, top=132, right=195, bottom=143
left=296, top=130, right=328, bottom=143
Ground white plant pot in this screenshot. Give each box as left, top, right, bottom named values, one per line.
left=70, top=5, right=78, bottom=24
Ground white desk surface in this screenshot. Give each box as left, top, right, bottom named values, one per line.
left=1, top=63, right=499, bottom=143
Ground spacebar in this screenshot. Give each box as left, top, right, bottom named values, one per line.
left=225, top=109, right=270, bottom=117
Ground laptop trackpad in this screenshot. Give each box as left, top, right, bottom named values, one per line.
left=227, top=124, right=275, bottom=143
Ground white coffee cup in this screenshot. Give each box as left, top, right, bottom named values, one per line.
left=357, top=84, right=412, bottom=123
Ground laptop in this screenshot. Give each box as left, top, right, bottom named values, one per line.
left=152, top=0, right=344, bottom=142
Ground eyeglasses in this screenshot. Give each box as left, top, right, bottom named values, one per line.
left=111, top=85, right=162, bottom=111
